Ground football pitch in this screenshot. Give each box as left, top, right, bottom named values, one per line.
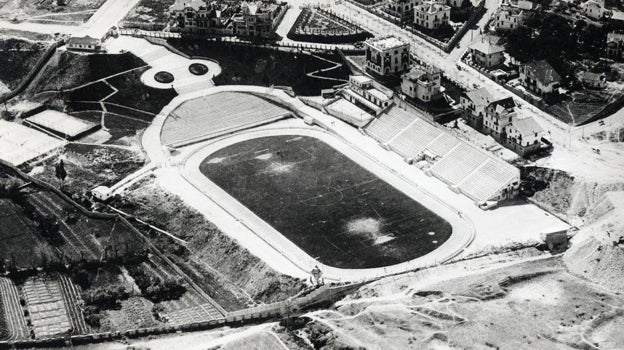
left=200, top=135, right=452, bottom=269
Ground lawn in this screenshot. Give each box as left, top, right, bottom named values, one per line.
left=0, top=38, right=47, bottom=90
left=167, top=39, right=351, bottom=96
left=104, top=67, right=177, bottom=114
left=200, top=135, right=452, bottom=269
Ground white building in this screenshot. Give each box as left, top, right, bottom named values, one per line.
left=494, top=6, right=524, bottom=30
left=505, top=116, right=544, bottom=156
left=414, top=1, right=451, bottom=30
left=67, top=36, right=102, bottom=52
left=469, top=40, right=505, bottom=68
left=581, top=0, right=612, bottom=20
left=364, top=35, right=411, bottom=76
left=400, top=66, right=441, bottom=102
left=343, top=75, right=394, bottom=115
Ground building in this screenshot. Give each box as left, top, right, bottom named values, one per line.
left=231, top=1, right=287, bottom=38
left=468, top=40, right=505, bottom=68
left=400, top=66, right=441, bottom=102
left=384, top=0, right=418, bottom=24
left=169, top=0, right=222, bottom=33
left=447, top=0, right=463, bottom=7
left=504, top=116, right=544, bottom=156
left=169, top=0, right=286, bottom=38
left=483, top=97, right=516, bottom=140
left=581, top=71, right=607, bottom=89
left=364, top=35, right=411, bottom=76
left=581, top=0, right=612, bottom=20
left=493, top=6, right=524, bottom=30
left=460, top=87, right=495, bottom=129
left=342, top=75, right=394, bottom=116
left=67, top=36, right=102, bottom=51
left=606, top=31, right=624, bottom=58
left=519, top=60, right=561, bottom=95
left=413, top=1, right=450, bottom=30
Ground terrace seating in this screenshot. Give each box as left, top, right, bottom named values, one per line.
left=430, top=143, right=489, bottom=186
left=388, top=118, right=442, bottom=158
left=161, top=92, right=291, bottom=146
left=365, top=107, right=415, bottom=143
left=458, top=159, right=519, bottom=202
left=425, top=132, right=459, bottom=158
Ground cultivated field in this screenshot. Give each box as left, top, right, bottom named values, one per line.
left=0, top=277, right=28, bottom=340
left=200, top=135, right=452, bottom=269
left=0, top=198, right=58, bottom=270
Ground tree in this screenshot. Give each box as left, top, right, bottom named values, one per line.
left=55, top=159, right=67, bottom=185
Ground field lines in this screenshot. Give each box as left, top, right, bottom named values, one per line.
left=56, top=274, right=89, bottom=334
left=0, top=278, right=28, bottom=340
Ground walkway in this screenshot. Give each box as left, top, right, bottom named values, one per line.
left=104, top=36, right=222, bottom=94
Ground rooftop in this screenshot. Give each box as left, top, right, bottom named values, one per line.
left=469, top=40, right=505, bottom=55
left=365, top=35, right=408, bottom=50
left=523, top=60, right=561, bottom=85
left=464, top=87, right=494, bottom=107
left=510, top=116, right=544, bottom=136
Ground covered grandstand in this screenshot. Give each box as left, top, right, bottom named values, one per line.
left=161, top=92, right=292, bottom=147
left=365, top=106, right=519, bottom=204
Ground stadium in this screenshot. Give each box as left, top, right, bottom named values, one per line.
left=143, top=85, right=568, bottom=282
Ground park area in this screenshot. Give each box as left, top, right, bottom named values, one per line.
left=200, top=135, right=452, bottom=269
left=166, top=39, right=350, bottom=96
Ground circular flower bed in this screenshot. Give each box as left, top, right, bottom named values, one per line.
left=189, top=63, right=209, bottom=76
left=154, top=71, right=174, bottom=84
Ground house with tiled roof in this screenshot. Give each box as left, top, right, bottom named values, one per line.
left=484, top=97, right=516, bottom=140
left=505, top=115, right=544, bottom=156
left=606, top=31, right=624, bottom=59
left=493, top=5, right=525, bottom=30
left=413, top=1, right=450, bottom=29
left=400, top=66, right=441, bottom=102
left=519, top=60, right=561, bottom=95
left=469, top=39, right=505, bottom=68
left=459, top=87, right=495, bottom=129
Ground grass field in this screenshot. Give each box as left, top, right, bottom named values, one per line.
left=0, top=38, right=47, bottom=91
left=35, top=51, right=146, bottom=92
left=200, top=135, right=452, bottom=269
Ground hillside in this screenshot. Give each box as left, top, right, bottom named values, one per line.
left=564, top=191, right=624, bottom=294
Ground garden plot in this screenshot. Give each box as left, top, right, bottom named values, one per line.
left=0, top=277, right=29, bottom=340
left=22, top=276, right=71, bottom=338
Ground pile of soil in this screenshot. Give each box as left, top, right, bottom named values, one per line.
left=564, top=191, right=624, bottom=294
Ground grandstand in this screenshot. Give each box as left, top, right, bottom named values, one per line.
left=364, top=106, right=519, bottom=204
left=0, top=120, right=65, bottom=166
left=161, top=92, right=292, bottom=147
